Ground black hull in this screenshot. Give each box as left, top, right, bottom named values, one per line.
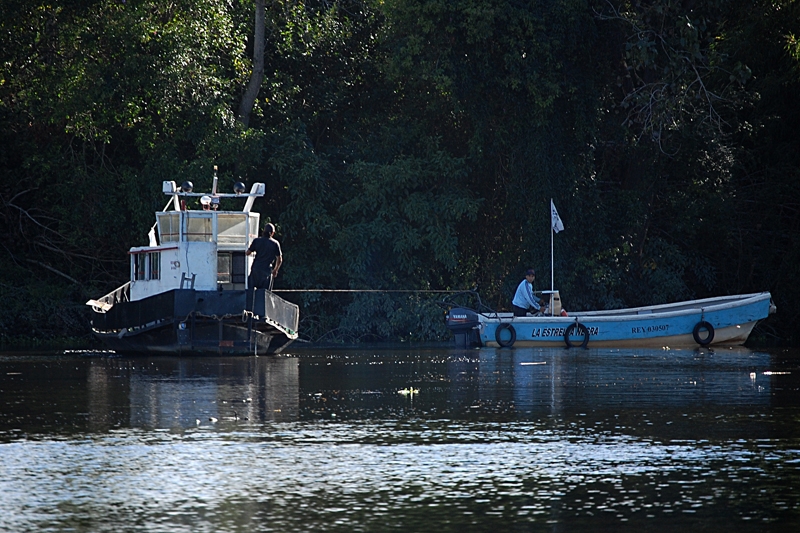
left=90, top=288, right=298, bottom=356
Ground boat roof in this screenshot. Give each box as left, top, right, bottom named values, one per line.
left=162, top=174, right=265, bottom=213
left=141, top=168, right=266, bottom=248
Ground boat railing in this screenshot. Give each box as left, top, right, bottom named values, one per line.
left=86, top=282, right=131, bottom=313
left=264, top=290, right=300, bottom=335
left=438, top=289, right=501, bottom=318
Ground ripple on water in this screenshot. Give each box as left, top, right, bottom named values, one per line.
left=1, top=347, right=799, bottom=531
left=0, top=420, right=798, bottom=532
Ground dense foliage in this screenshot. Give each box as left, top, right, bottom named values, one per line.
left=1, top=0, right=797, bottom=345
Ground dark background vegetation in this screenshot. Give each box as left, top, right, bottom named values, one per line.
left=1, top=0, right=797, bottom=345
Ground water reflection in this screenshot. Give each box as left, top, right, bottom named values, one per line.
left=0, top=346, right=798, bottom=532
left=124, top=357, right=299, bottom=428
left=0, top=347, right=791, bottom=436
left=294, top=347, right=786, bottom=442
left=0, top=355, right=299, bottom=436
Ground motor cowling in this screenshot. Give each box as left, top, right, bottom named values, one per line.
left=446, top=307, right=481, bottom=348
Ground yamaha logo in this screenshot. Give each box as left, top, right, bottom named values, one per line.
left=452, top=314, right=468, bottom=320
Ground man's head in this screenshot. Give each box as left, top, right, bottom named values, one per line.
left=263, top=223, right=275, bottom=237
left=525, top=268, right=535, bottom=282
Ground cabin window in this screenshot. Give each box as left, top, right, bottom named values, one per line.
left=248, top=214, right=260, bottom=241
left=149, top=252, right=160, bottom=280
left=135, top=254, right=147, bottom=281
left=133, top=252, right=160, bottom=281
left=232, top=253, right=246, bottom=284
left=217, top=253, right=245, bottom=286
left=157, top=212, right=180, bottom=242
left=185, top=216, right=213, bottom=242
left=218, top=214, right=247, bottom=245
left=217, top=253, right=231, bottom=283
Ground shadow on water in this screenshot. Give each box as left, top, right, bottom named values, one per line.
left=1, top=345, right=799, bottom=532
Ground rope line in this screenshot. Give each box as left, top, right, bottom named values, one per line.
left=271, top=289, right=462, bottom=293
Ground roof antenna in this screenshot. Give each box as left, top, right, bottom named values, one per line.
left=211, top=165, right=219, bottom=196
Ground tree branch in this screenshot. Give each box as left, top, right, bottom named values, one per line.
left=25, top=259, right=81, bottom=285
left=237, top=0, right=266, bottom=128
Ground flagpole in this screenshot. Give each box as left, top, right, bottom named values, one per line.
left=549, top=199, right=564, bottom=317
left=550, top=198, right=554, bottom=316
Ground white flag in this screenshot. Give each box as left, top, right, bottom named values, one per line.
left=551, top=200, right=564, bottom=233
left=148, top=227, right=158, bottom=247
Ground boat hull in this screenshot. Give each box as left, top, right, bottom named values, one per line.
left=448, top=292, right=774, bottom=349
left=90, top=288, right=299, bottom=356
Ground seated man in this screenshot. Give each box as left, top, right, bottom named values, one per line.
left=512, top=269, right=544, bottom=317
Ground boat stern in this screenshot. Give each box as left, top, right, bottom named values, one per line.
left=446, top=307, right=482, bottom=348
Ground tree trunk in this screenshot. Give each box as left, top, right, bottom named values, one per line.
left=237, top=0, right=265, bottom=128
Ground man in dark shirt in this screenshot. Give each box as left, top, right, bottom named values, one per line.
left=246, top=223, right=282, bottom=290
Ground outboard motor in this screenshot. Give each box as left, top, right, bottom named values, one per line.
left=446, top=307, right=481, bottom=348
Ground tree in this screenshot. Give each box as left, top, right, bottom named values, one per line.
left=1, top=0, right=797, bottom=344
left=238, top=0, right=266, bottom=127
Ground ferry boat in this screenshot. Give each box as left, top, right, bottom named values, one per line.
left=445, top=290, right=775, bottom=349
left=86, top=169, right=299, bottom=355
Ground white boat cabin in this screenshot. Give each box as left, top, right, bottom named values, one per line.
left=127, top=179, right=265, bottom=302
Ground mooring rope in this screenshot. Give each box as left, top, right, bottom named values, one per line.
left=271, top=289, right=461, bottom=293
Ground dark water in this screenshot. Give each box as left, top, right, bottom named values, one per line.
left=1, top=345, right=799, bottom=532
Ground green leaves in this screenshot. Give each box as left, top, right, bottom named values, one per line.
left=597, top=0, right=749, bottom=148
left=335, top=145, right=477, bottom=279
left=1, top=0, right=798, bottom=344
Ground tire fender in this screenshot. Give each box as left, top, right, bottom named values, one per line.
left=692, top=321, right=715, bottom=346
left=495, top=323, right=516, bottom=348
left=564, top=323, right=590, bottom=349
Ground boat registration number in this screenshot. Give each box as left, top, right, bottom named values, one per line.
left=631, top=324, right=669, bottom=334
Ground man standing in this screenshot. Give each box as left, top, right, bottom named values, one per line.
left=512, top=268, right=542, bottom=317
left=246, top=223, right=282, bottom=290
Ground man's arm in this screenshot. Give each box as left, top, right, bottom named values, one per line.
left=525, top=284, right=541, bottom=310
left=272, top=255, right=282, bottom=276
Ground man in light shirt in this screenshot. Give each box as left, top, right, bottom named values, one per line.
left=512, top=268, right=543, bottom=317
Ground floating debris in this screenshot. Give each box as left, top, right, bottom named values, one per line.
left=763, top=371, right=791, bottom=375
left=398, top=388, right=419, bottom=396
left=520, top=362, right=546, bottom=366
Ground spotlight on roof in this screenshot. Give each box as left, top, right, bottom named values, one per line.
left=233, top=182, right=246, bottom=194
left=200, top=195, right=212, bottom=207
left=181, top=181, right=194, bottom=193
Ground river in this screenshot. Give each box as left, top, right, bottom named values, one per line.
left=1, top=345, right=798, bottom=532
